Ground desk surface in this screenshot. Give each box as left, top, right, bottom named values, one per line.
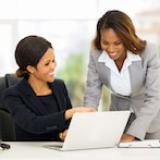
left=1, top=142, right=160, bottom=160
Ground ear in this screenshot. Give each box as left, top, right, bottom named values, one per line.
left=26, top=65, right=35, bottom=74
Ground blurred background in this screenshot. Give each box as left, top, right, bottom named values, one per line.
left=0, top=0, right=160, bottom=110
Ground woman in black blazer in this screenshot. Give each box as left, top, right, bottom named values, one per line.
left=2, top=35, right=95, bottom=141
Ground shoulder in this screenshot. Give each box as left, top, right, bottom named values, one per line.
left=90, top=48, right=102, bottom=59
left=2, top=79, right=23, bottom=97
left=2, top=78, right=31, bottom=98
left=145, top=41, right=157, bottom=52
left=49, top=79, right=69, bottom=96
left=1, top=84, right=20, bottom=106
left=49, top=78, right=66, bottom=89
left=52, top=78, right=65, bottom=86
left=140, top=41, right=158, bottom=58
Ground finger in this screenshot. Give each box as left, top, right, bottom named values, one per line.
left=59, top=133, right=63, bottom=140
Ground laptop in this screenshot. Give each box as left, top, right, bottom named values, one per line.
left=44, top=111, right=130, bottom=151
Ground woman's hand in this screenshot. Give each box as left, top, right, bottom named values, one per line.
left=65, top=107, right=96, bottom=120
left=120, top=133, right=135, bottom=142
left=59, top=129, right=68, bottom=141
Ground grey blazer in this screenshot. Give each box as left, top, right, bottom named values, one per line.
left=84, top=42, right=160, bottom=140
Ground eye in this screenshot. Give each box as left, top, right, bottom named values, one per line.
left=52, top=60, right=56, bottom=63
left=114, top=41, right=122, bottom=45
left=45, top=62, right=50, bottom=66
left=101, top=40, right=109, bottom=45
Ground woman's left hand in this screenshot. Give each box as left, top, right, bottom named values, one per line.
left=120, top=133, right=135, bottom=142
left=59, top=129, right=68, bottom=141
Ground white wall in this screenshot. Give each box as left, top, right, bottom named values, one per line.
left=0, top=0, right=159, bottom=75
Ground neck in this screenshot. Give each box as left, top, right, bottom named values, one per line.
left=114, top=52, right=127, bottom=72
left=28, top=75, right=52, bottom=96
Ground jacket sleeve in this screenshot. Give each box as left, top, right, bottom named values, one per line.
left=127, top=44, right=160, bottom=140
left=61, top=81, right=72, bottom=128
left=2, top=83, right=72, bottom=135
left=61, top=80, right=72, bottom=110
left=84, top=49, right=103, bottom=108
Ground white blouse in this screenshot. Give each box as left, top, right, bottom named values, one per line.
left=98, top=50, right=141, bottom=96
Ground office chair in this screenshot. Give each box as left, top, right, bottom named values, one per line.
left=0, top=108, right=16, bottom=141
left=0, top=73, right=21, bottom=93
left=0, top=74, right=22, bottom=141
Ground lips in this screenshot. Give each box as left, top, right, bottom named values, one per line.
left=48, top=72, right=55, bottom=76
left=109, top=52, right=117, bottom=58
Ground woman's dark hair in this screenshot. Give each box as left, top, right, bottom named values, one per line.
left=93, top=10, right=146, bottom=54
left=15, top=35, right=52, bottom=77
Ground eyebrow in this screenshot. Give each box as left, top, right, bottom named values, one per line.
left=101, top=39, right=121, bottom=43
left=43, top=57, right=55, bottom=61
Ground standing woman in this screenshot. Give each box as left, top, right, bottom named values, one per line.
left=2, top=35, right=94, bottom=141
left=84, top=10, right=160, bottom=142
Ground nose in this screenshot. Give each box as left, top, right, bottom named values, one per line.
left=50, top=61, right=56, bottom=70
left=107, top=44, right=115, bottom=53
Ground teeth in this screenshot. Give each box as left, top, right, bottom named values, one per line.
left=49, top=72, right=55, bottom=76
left=110, top=53, right=116, bottom=56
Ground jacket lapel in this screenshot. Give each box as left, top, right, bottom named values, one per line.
left=49, top=82, right=63, bottom=111
left=129, top=61, right=145, bottom=96
left=98, top=59, right=145, bottom=96
left=98, top=63, right=111, bottom=87
left=18, top=79, right=48, bottom=115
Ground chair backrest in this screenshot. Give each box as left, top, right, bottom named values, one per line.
left=0, top=74, right=22, bottom=106
left=0, top=74, right=22, bottom=141
left=0, top=74, right=22, bottom=93
left=0, top=108, right=16, bottom=141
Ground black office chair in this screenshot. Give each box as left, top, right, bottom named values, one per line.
left=0, top=108, right=16, bottom=141
left=0, top=74, right=21, bottom=93
left=0, top=74, right=22, bottom=141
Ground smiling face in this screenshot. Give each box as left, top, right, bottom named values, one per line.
left=27, top=48, right=56, bottom=83
left=100, top=28, right=126, bottom=61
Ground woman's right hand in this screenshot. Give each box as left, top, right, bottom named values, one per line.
left=65, top=107, right=96, bottom=120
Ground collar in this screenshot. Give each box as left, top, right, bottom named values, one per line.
left=98, top=50, right=141, bottom=63
left=98, top=50, right=141, bottom=74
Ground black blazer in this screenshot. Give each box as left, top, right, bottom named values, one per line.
left=2, top=78, right=72, bottom=141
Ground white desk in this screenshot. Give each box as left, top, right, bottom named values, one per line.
left=1, top=142, right=160, bottom=160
